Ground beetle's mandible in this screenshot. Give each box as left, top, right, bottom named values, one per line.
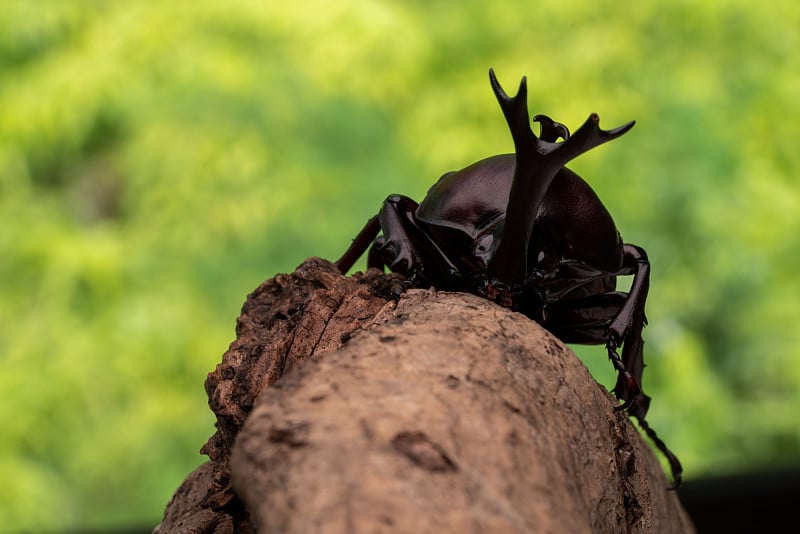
left=335, top=69, right=682, bottom=487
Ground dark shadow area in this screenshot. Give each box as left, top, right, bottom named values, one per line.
left=679, top=467, right=800, bottom=533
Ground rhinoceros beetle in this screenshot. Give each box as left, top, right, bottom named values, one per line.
left=335, top=69, right=681, bottom=487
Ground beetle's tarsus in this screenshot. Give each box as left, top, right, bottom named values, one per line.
left=390, top=281, right=409, bottom=300
left=636, top=416, right=684, bottom=489
left=607, top=335, right=681, bottom=487
left=390, top=271, right=421, bottom=300
left=614, top=391, right=639, bottom=412
left=607, top=339, right=642, bottom=405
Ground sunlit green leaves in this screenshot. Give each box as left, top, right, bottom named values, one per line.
left=2, top=0, right=799, bottom=530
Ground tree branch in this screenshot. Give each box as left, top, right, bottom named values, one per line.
left=155, top=258, right=695, bottom=533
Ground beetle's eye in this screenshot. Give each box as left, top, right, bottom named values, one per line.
left=537, top=250, right=546, bottom=263
left=474, top=234, right=496, bottom=265
left=475, top=234, right=492, bottom=254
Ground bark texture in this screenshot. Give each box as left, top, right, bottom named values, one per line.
left=155, top=258, right=404, bottom=532
left=155, top=257, right=695, bottom=533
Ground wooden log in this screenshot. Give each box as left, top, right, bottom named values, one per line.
left=155, top=258, right=695, bottom=533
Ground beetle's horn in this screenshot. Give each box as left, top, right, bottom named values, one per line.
left=533, top=115, right=570, bottom=142
left=486, top=69, right=634, bottom=285
left=489, top=68, right=538, bottom=155
left=555, top=113, right=635, bottom=164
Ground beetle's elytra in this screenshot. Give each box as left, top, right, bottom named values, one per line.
left=335, top=69, right=681, bottom=487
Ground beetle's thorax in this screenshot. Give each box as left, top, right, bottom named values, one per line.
left=416, top=154, right=624, bottom=282
left=416, top=154, right=516, bottom=241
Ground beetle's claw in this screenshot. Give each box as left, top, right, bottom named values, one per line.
left=614, top=391, right=637, bottom=412
left=390, top=271, right=421, bottom=300
left=390, top=280, right=411, bottom=300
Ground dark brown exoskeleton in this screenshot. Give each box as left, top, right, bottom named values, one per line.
left=335, top=69, right=682, bottom=487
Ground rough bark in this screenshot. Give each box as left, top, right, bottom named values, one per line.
left=155, top=257, right=695, bottom=533
left=154, top=258, right=404, bottom=532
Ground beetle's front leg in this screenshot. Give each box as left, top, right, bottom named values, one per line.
left=369, top=195, right=461, bottom=289
left=369, top=195, right=426, bottom=275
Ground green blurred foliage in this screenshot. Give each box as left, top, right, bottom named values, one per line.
left=1, top=0, right=798, bottom=530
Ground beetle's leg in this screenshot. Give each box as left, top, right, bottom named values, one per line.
left=605, top=246, right=683, bottom=489
left=369, top=195, right=425, bottom=277
left=541, top=259, right=683, bottom=487
left=336, top=215, right=381, bottom=274
left=534, top=247, right=650, bottom=414
left=486, top=69, right=635, bottom=285
left=607, top=245, right=649, bottom=343
left=606, top=336, right=642, bottom=412
left=607, top=244, right=650, bottom=416
left=540, top=291, right=646, bottom=409
left=365, top=195, right=461, bottom=288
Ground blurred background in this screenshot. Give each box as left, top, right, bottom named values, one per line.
left=1, top=0, right=798, bottom=531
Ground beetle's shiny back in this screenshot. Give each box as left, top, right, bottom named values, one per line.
left=416, top=154, right=623, bottom=272
left=416, top=154, right=515, bottom=240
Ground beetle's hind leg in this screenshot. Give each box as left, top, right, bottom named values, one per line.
left=542, top=289, right=682, bottom=487
left=543, top=292, right=646, bottom=412
left=606, top=336, right=643, bottom=413
left=542, top=291, right=647, bottom=413
left=606, top=245, right=651, bottom=418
